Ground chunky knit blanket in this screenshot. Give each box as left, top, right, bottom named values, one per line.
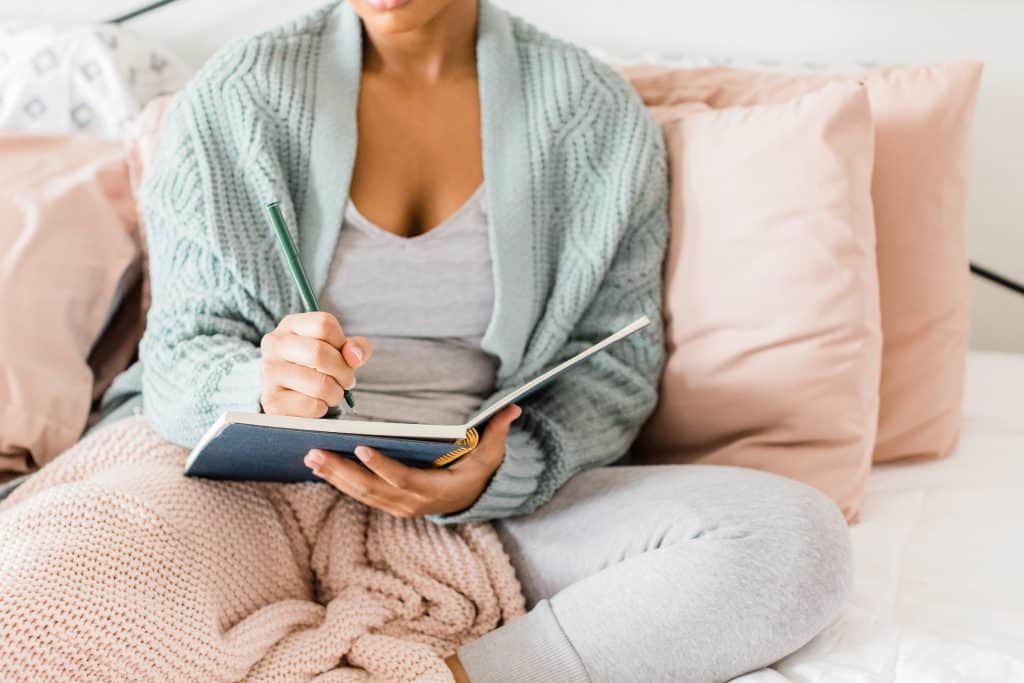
left=0, top=417, right=525, bottom=682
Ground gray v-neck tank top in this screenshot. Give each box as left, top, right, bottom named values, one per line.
left=320, top=184, right=498, bottom=425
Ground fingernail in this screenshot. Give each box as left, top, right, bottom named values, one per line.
left=354, top=446, right=371, bottom=462
left=350, top=344, right=364, bottom=363
left=305, top=451, right=325, bottom=469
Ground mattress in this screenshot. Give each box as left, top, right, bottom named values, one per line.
left=735, top=350, right=1024, bottom=682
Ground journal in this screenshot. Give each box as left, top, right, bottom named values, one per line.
left=185, top=316, right=650, bottom=482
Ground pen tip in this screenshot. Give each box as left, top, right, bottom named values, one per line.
left=344, top=390, right=356, bottom=410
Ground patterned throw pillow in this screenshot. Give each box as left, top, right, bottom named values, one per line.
left=0, top=22, right=190, bottom=138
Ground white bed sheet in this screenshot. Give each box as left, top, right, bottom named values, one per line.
left=736, top=350, right=1024, bottom=682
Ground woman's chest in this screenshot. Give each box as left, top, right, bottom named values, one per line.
left=349, top=74, right=483, bottom=237
left=324, top=182, right=493, bottom=341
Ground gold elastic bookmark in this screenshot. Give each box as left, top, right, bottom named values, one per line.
left=431, top=428, right=480, bottom=467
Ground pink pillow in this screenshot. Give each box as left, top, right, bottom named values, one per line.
left=623, top=62, right=983, bottom=463
left=0, top=135, right=140, bottom=471
left=633, top=83, right=881, bottom=521
left=85, top=93, right=177, bottom=422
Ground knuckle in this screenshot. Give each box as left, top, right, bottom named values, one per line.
left=261, top=333, right=283, bottom=360
left=313, top=399, right=328, bottom=417
left=262, top=359, right=283, bottom=382
left=316, top=372, right=342, bottom=402
left=313, top=343, right=334, bottom=370
left=316, top=454, right=334, bottom=473
left=261, top=357, right=283, bottom=379
left=302, top=396, right=327, bottom=417
left=313, top=312, right=334, bottom=337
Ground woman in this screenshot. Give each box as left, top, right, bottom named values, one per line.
left=29, top=0, right=851, bottom=680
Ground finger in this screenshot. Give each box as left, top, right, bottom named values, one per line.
left=262, top=359, right=345, bottom=407
left=277, top=312, right=346, bottom=348
left=353, top=446, right=426, bottom=491
left=452, top=404, right=521, bottom=474
left=270, top=334, right=355, bottom=390
left=261, top=388, right=328, bottom=418
left=306, top=449, right=391, bottom=507
left=306, top=449, right=412, bottom=510
left=342, top=336, right=373, bottom=369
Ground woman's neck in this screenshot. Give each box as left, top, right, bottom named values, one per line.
left=361, top=0, right=478, bottom=83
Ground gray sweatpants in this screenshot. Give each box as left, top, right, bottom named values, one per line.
left=457, top=465, right=852, bottom=683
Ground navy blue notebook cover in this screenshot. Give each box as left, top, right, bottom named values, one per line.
left=186, top=423, right=467, bottom=482
left=184, top=316, right=650, bottom=483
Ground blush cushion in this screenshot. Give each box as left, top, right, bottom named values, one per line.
left=0, top=96, right=178, bottom=471
left=623, top=62, right=983, bottom=464
left=0, top=135, right=141, bottom=472
left=633, top=83, right=881, bottom=521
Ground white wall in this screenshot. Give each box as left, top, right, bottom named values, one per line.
left=4, top=0, right=1022, bottom=352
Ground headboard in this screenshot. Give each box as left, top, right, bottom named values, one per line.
left=14, top=0, right=1023, bottom=351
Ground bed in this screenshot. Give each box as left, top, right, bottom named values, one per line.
left=744, top=350, right=1024, bottom=681
left=4, top=0, right=1023, bottom=680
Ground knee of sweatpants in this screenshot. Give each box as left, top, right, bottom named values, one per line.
left=753, top=474, right=853, bottom=644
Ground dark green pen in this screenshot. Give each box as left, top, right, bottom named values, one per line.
left=266, top=201, right=355, bottom=415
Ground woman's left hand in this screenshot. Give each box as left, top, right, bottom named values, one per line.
left=303, top=405, right=522, bottom=517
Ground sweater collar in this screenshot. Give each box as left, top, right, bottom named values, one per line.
left=299, top=0, right=535, bottom=380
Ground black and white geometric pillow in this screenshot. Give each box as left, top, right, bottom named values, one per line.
left=0, top=21, right=191, bottom=138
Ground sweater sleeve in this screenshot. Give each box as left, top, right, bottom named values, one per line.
left=433, top=102, right=670, bottom=524
left=138, top=95, right=277, bottom=448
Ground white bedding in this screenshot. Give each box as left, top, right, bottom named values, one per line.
left=736, top=350, right=1024, bottom=682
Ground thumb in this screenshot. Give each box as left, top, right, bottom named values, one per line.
left=465, top=405, right=521, bottom=473
left=342, top=336, right=372, bottom=368
left=480, top=404, right=521, bottom=448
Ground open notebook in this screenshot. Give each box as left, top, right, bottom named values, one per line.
left=185, top=316, right=650, bottom=482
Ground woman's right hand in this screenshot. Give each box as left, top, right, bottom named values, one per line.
left=259, top=312, right=373, bottom=417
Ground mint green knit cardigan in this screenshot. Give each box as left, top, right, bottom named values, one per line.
left=126, top=0, right=669, bottom=523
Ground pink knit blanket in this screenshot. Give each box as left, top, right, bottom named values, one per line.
left=0, top=417, right=525, bottom=682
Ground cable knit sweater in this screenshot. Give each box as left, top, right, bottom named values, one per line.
left=129, top=0, right=669, bottom=523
